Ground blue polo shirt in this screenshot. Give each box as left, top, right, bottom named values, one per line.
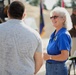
left=47, top=27, right=71, bottom=63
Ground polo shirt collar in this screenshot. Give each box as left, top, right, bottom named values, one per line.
left=51, top=27, right=66, bottom=39
left=55, top=27, right=66, bottom=36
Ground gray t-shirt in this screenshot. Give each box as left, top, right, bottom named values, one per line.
left=0, top=19, right=42, bottom=75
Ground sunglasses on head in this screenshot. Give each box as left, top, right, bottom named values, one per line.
left=50, top=16, right=59, bottom=19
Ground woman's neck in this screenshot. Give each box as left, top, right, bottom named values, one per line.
left=55, top=26, right=63, bottom=34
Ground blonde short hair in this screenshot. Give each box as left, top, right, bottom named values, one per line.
left=50, top=7, right=72, bottom=30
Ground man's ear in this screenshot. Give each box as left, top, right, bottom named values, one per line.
left=7, top=10, right=12, bottom=19
left=22, top=11, right=26, bottom=19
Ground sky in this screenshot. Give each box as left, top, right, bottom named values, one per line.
left=44, top=0, right=71, bottom=10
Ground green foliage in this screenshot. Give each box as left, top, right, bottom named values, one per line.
left=56, top=0, right=61, bottom=6
left=72, top=0, right=76, bottom=8
left=29, top=0, right=39, bottom=6
left=52, top=0, right=61, bottom=9
left=26, top=0, right=29, bottom=1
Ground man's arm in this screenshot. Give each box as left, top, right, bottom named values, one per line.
left=34, top=52, right=43, bottom=74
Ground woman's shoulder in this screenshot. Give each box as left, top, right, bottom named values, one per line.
left=60, top=28, right=70, bottom=35
left=58, top=31, right=71, bottom=39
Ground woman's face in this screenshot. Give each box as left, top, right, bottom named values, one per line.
left=50, top=12, right=65, bottom=29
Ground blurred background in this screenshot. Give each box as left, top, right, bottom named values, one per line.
left=1, top=0, right=76, bottom=38
left=23, top=0, right=74, bottom=38
left=24, top=0, right=76, bottom=38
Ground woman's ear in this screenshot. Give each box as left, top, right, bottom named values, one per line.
left=62, top=17, right=66, bottom=25
left=62, top=16, right=66, bottom=22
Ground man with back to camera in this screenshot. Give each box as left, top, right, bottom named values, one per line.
left=0, top=1, right=43, bottom=75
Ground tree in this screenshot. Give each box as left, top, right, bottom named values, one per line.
left=28, top=0, right=39, bottom=6
left=56, top=0, right=61, bottom=6
left=72, top=0, right=76, bottom=8
left=52, top=0, right=61, bottom=9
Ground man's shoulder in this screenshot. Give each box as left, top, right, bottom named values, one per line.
left=24, top=24, right=41, bottom=41
left=0, top=22, right=7, bottom=28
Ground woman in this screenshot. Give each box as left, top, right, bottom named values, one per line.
left=43, top=7, right=72, bottom=75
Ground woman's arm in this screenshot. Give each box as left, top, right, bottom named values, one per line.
left=43, top=50, right=69, bottom=61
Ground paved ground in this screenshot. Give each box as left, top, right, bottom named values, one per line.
left=36, top=39, right=76, bottom=75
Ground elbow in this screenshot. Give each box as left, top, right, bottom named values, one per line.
left=61, top=50, right=69, bottom=61
left=61, top=54, right=69, bottom=61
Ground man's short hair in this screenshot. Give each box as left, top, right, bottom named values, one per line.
left=8, top=1, right=25, bottom=19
